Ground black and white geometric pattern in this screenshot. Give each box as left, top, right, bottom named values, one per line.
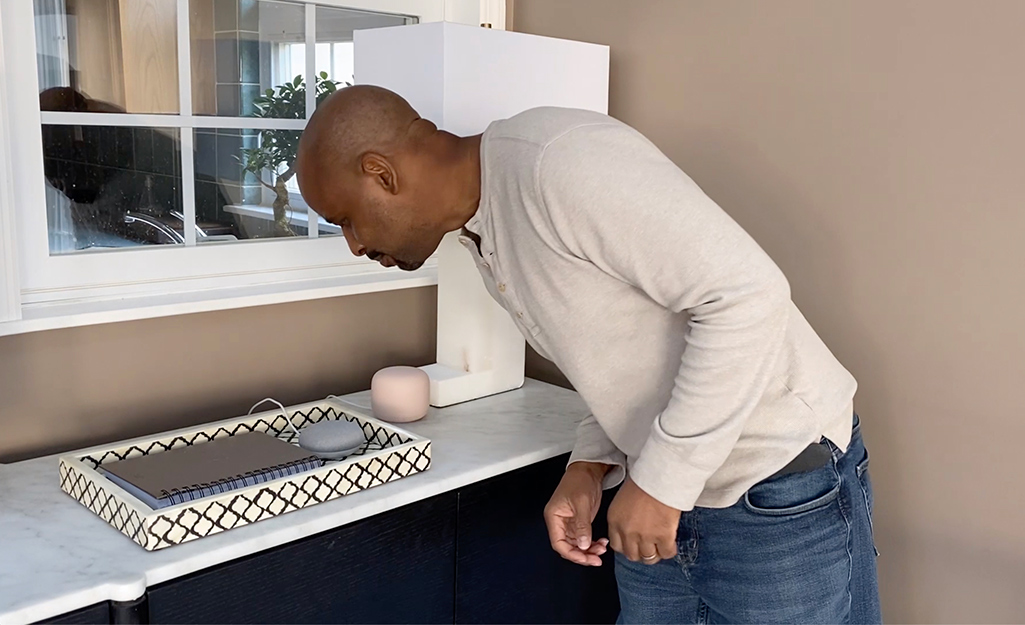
left=59, top=459, right=149, bottom=546
left=59, top=401, right=431, bottom=551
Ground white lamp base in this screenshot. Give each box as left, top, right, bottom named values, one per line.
left=417, top=232, right=526, bottom=408
left=419, top=363, right=524, bottom=408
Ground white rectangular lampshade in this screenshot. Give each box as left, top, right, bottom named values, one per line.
left=355, top=23, right=610, bottom=406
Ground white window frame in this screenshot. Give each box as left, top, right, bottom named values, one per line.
left=0, top=0, right=505, bottom=334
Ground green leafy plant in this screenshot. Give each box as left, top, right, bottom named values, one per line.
left=239, top=72, right=345, bottom=236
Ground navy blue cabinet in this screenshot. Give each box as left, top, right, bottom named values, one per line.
left=148, top=493, right=458, bottom=624
left=43, top=602, right=111, bottom=624
left=44, top=456, right=619, bottom=624
left=454, top=456, right=619, bottom=624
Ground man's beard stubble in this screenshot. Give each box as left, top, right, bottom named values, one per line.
left=367, top=250, right=423, bottom=272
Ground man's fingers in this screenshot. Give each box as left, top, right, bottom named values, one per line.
left=586, top=537, right=609, bottom=556
left=614, top=533, right=665, bottom=563
left=656, top=534, right=677, bottom=560
left=551, top=538, right=589, bottom=564
left=630, top=532, right=675, bottom=565
left=623, top=533, right=643, bottom=562
left=545, top=508, right=605, bottom=567
left=637, top=539, right=662, bottom=565
left=608, top=531, right=623, bottom=556
left=546, top=507, right=594, bottom=552
left=568, top=515, right=593, bottom=550
left=552, top=539, right=603, bottom=566
left=544, top=492, right=592, bottom=541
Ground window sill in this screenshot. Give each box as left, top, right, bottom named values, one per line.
left=0, top=263, right=437, bottom=337
left=224, top=203, right=341, bottom=235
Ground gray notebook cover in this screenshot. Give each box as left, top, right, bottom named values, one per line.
left=100, top=432, right=317, bottom=501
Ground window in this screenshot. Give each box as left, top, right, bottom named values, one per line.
left=279, top=40, right=353, bottom=201
left=36, top=0, right=410, bottom=252
left=0, top=0, right=505, bottom=331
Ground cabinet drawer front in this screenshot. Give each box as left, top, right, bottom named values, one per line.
left=148, top=493, right=457, bottom=624
left=455, top=454, right=620, bottom=624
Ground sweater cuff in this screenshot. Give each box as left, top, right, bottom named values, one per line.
left=567, top=454, right=627, bottom=491
left=568, top=415, right=628, bottom=490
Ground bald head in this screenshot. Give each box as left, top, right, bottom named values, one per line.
left=297, top=85, right=419, bottom=184
left=294, top=85, right=481, bottom=272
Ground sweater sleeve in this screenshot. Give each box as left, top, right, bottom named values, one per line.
left=538, top=122, right=791, bottom=511
left=568, top=414, right=628, bottom=490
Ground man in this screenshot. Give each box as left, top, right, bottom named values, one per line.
left=296, top=85, right=881, bottom=624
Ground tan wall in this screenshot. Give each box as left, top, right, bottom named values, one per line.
left=0, top=288, right=437, bottom=463
left=513, top=1, right=1025, bottom=623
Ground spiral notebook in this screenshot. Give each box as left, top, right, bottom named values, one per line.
left=100, top=432, right=322, bottom=509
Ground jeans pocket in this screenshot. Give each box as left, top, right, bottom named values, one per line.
left=743, top=464, right=841, bottom=517
left=856, top=447, right=873, bottom=516
left=856, top=448, right=880, bottom=556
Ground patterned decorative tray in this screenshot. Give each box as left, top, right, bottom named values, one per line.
left=58, top=398, right=431, bottom=551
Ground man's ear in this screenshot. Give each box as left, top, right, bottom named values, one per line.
left=361, top=153, right=398, bottom=194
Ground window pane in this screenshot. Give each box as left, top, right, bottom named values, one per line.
left=42, top=125, right=183, bottom=254
left=307, top=6, right=413, bottom=237
left=316, top=5, right=413, bottom=87
left=35, top=0, right=180, bottom=115
left=190, top=0, right=306, bottom=118
left=194, top=128, right=309, bottom=241
left=332, top=42, right=355, bottom=86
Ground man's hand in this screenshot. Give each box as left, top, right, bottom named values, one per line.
left=544, top=462, right=611, bottom=566
left=607, top=477, right=681, bottom=564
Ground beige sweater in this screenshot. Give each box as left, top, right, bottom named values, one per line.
left=460, top=107, right=857, bottom=511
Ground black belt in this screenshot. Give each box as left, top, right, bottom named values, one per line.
left=765, top=439, right=833, bottom=481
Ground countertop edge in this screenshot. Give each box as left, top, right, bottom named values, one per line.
left=4, top=445, right=575, bottom=625
left=1, top=381, right=584, bottom=625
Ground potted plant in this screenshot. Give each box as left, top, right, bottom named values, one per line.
left=240, top=72, right=344, bottom=236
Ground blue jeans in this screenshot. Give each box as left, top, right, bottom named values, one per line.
left=616, top=415, right=881, bottom=624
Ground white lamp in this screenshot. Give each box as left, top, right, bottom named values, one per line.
left=354, top=23, right=609, bottom=407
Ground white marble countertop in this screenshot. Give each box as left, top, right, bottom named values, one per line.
left=0, top=380, right=585, bottom=625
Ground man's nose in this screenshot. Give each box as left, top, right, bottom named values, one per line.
left=343, top=226, right=365, bottom=256
left=347, top=239, right=366, bottom=257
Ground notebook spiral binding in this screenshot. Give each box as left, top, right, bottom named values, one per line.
left=160, top=456, right=323, bottom=505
